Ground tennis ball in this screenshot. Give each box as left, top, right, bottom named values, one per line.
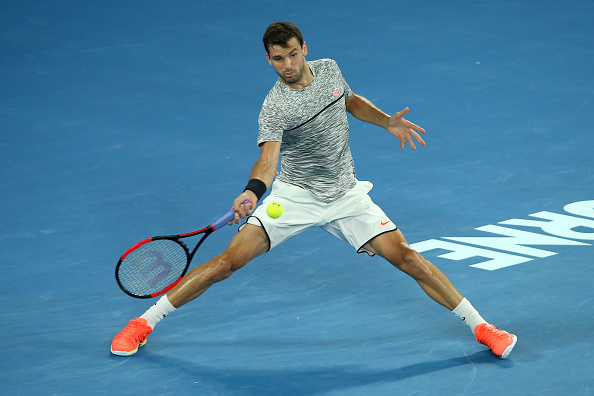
left=266, top=202, right=283, bottom=218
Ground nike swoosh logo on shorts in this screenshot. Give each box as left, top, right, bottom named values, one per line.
left=381, top=221, right=391, bottom=226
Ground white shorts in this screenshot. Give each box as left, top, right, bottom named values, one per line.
left=241, top=180, right=397, bottom=255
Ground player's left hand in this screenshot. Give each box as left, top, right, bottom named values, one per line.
left=387, top=107, right=425, bottom=150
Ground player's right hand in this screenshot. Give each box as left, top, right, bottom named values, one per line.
left=230, top=192, right=256, bottom=224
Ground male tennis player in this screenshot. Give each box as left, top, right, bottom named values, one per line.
left=111, top=21, right=517, bottom=359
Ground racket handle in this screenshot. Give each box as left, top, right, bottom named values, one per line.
left=211, top=200, right=251, bottom=231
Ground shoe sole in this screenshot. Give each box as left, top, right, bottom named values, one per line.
left=499, top=335, right=517, bottom=359
left=110, top=339, right=147, bottom=357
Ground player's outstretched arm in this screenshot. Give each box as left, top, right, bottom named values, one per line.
left=346, top=94, right=425, bottom=150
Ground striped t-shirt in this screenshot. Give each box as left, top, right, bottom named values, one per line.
left=258, top=58, right=356, bottom=203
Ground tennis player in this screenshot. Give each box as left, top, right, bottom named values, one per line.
left=111, top=21, right=517, bottom=359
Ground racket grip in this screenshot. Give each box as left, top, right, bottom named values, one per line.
left=211, top=200, right=250, bottom=230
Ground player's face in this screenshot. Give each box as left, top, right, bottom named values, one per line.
left=266, top=37, right=309, bottom=87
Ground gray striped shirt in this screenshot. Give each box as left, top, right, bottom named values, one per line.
left=258, top=59, right=356, bottom=203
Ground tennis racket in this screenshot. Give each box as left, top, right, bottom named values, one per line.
left=115, top=201, right=248, bottom=298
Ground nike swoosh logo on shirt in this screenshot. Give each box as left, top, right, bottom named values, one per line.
left=332, top=88, right=340, bottom=97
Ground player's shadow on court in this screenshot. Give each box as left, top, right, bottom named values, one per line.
left=144, top=350, right=512, bottom=395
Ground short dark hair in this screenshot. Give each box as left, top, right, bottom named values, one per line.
left=263, top=21, right=304, bottom=53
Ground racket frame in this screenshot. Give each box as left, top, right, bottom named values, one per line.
left=115, top=202, right=246, bottom=299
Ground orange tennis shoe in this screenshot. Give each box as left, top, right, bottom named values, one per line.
left=111, top=318, right=153, bottom=356
left=475, top=323, right=517, bottom=359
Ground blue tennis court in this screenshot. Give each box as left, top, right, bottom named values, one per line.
left=1, top=1, right=593, bottom=395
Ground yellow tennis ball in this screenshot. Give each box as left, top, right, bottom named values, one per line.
left=266, top=202, right=283, bottom=218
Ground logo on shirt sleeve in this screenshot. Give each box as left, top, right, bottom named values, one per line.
left=332, top=87, right=340, bottom=97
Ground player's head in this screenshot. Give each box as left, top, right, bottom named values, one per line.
left=264, top=22, right=309, bottom=86
left=263, top=21, right=304, bottom=54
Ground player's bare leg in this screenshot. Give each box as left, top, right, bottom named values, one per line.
left=363, top=228, right=462, bottom=309
left=167, top=224, right=270, bottom=307
left=363, top=229, right=517, bottom=358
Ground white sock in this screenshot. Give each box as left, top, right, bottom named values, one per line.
left=140, top=295, right=176, bottom=329
left=452, top=298, right=487, bottom=335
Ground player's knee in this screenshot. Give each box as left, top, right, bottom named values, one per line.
left=206, top=252, right=245, bottom=283
left=394, top=245, right=431, bottom=279
left=200, top=255, right=233, bottom=284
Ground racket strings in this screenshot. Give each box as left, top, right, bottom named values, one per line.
left=118, top=239, right=188, bottom=296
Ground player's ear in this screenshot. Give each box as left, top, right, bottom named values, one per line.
left=302, top=41, right=307, bottom=56
left=266, top=52, right=272, bottom=65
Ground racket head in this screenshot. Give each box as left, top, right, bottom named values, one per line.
left=115, top=238, right=191, bottom=298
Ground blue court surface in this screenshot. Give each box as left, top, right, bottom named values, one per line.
left=1, top=1, right=593, bottom=395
